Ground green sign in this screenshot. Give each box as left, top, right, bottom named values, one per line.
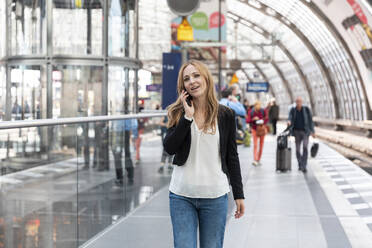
left=190, top=12, right=208, bottom=30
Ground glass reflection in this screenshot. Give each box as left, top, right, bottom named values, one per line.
left=53, top=0, right=102, bottom=55
left=10, top=0, right=46, bottom=55
left=0, top=125, right=79, bottom=248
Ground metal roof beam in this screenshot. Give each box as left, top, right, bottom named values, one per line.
left=228, top=11, right=315, bottom=112
left=238, top=0, right=340, bottom=118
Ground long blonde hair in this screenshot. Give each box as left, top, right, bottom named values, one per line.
left=167, top=60, right=219, bottom=133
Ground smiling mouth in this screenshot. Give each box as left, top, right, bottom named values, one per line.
left=191, top=86, right=199, bottom=91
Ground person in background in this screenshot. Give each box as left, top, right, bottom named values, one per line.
left=287, top=96, right=315, bottom=173
left=230, top=83, right=241, bottom=102
left=111, top=120, right=125, bottom=185
left=164, top=60, right=245, bottom=247
left=220, top=87, right=246, bottom=132
left=247, top=101, right=268, bottom=166
left=219, top=88, right=246, bottom=118
left=269, top=98, right=279, bottom=135
left=12, top=100, right=22, bottom=120
left=158, top=115, right=173, bottom=173
left=243, top=98, right=250, bottom=112
left=135, top=103, right=146, bottom=163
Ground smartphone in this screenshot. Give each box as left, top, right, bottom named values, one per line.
left=186, top=95, right=193, bottom=107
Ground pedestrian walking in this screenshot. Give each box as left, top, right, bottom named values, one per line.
left=287, top=96, right=315, bottom=173
left=163, top=60, right=245, bottom=248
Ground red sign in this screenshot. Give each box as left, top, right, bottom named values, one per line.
left=209, top=12, right=225, bottom=28
left=347, top=0, right=368, bottom=24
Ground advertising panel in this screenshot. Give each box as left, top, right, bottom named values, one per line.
left=171, top=0, right=227, bottom=63
left=162, top=53, right=182, bottom=109
left=313, top=0, right=372, bottom=110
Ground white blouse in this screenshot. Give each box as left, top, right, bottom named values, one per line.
left=169, top=121, right=230, bottom=198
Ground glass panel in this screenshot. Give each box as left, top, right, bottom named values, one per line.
left=0, top=124, right=78, bottom=247
left=9, top=0, right=46, bottom=55
left=0, top=0, right=6, bottom=57
left=129, top=8, right=136, bottom=58
left=75, top=116, right=169, bottom=245
left=9, top=65, right=45, bottom=120
left=109, top=0, right=128, bottom=57
left=53, top=1, right=103, bottom=55
left=0, top=114, right=169, bottom=246
left=52, top=65, right=104, bottom=118
left=0, top=66, right=5, bottom=121
left=138, top=0, right=172, bottom=61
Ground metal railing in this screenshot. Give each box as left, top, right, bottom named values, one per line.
left=0, top=112, right=167, bottom=130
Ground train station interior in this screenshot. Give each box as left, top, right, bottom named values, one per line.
left=0, top=0, right=372, bottom=247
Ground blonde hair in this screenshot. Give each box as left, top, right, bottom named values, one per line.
left=254, top=101, right=261, bottom=110
left=167, top=60, right=219, bottom=133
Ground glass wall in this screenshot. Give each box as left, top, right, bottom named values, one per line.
left=53, top=1, right=103, bottom=55
left=9, top=0, right=46, bottom=55
left=0, top=0, right=6, bottom=58
left=109, top=0, right=128, bottom=56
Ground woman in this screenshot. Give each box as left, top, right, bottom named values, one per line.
left=247, top=101, right=268, bottom=166
left=163, top=60, right=245, bottom=248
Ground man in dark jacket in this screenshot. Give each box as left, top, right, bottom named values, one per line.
left=287, top=97, right=315, bottom=173
left=268, top=98, right=279, bottom=135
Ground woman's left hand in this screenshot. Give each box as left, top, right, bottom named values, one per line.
left=234, top=199, right=245, bottom=219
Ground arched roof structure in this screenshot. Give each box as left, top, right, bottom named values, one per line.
left=139, top=0, right=372, bottom=121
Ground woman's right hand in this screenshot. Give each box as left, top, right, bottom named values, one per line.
left=253, top=116, right=259, bottom=121
left=181, top=90, right=194, bottom=119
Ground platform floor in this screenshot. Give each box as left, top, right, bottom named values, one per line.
left=82, top=127, right=372, bottom=248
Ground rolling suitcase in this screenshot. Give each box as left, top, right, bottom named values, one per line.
left=276, top=147, right=291, bottom=172
left=276, top=128, right=292, bottom=172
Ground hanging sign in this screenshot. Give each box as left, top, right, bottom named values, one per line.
left=246, top=82, right=269, bottom=92
left=177, top=17, right=194, bottom=41
left=146, top=84, right=162, bottom=92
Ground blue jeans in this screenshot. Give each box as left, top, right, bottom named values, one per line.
left=169, top=192, right=228, bottom=248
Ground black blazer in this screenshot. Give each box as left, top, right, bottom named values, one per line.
left=163, top=104, right=244, bottom=200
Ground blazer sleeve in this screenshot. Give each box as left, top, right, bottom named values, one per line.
left=163, top=115, right=192, bottom=155
left=225, top=110, right=245, bottom=200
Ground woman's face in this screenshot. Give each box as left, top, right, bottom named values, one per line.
left=182, top=64, right=207, bottom=99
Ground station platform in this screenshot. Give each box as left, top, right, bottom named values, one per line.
left=82, top=126, right=372, bottom=248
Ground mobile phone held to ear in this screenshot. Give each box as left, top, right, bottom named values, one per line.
left=186, top=95, right=193, bottom=107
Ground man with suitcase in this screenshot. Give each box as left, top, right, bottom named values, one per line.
left=287, top=97, right=315, bottom=173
